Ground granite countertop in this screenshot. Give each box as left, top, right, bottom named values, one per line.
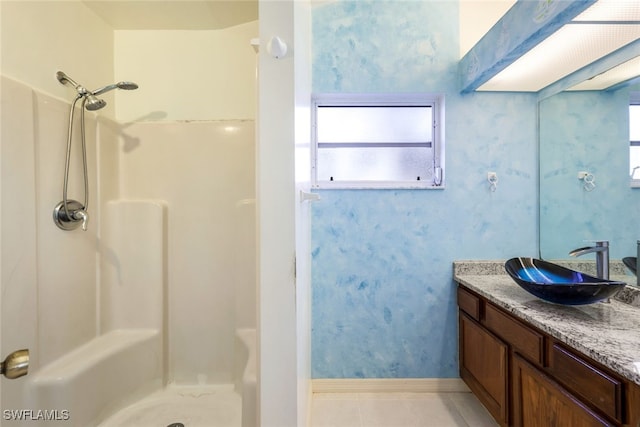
left=453, top=260, right=640, bottom=387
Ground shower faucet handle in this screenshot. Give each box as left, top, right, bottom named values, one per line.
left=73, top=210, right=89, bottom=231
left=53, top=200, right=89, bottom=232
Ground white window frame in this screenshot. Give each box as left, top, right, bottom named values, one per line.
left=630, top=91, right=640, bottom=187
left=311, top=93, right=445, bottom=189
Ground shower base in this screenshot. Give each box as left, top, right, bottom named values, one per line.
left=97, top=385, right=241, bottom=427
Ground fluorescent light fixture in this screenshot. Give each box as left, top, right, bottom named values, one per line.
left=567, top=55, right=640, bottom=90
left=573, top=0, right=640, bottom=22
left=477, top=0, right=640, bottom=92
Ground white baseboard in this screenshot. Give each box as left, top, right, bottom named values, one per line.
left=311, top=378, right=470, bottom=394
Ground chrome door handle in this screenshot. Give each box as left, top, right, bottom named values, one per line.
left=1, top=349, right=29, bottom=379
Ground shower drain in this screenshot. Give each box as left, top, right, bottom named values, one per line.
left=167, top=424, right=185, bottom=427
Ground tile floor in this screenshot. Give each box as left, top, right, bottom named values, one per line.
left=310, top=392, right=499, bottom=427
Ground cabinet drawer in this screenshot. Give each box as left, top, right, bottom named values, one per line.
left=549, top=343, right=622, bottom=423
left=484, top=303, right=544, bottom=365
left=457, top=287, right=480, bottom=321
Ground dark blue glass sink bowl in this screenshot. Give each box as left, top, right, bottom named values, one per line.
left=505, top=257, right=626, bottom=305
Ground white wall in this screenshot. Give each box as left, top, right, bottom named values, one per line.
left=1, top=2, right=115, bottom=415
left=118, top=120, right=255, bottom=384
left=294, top=1, right=313, bottom=425
left=113, top=23, right=258, bottom=385
left=257, top=0, right=313, bottom=425
left=0, top=75, right=115, bottom=421
left=1, top=1, right=115, bottom=118
left=1, top=76, right=40, bottom=417
left=114, top=22, right=258, bottom=122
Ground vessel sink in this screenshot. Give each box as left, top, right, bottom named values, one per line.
left=623, top=257, right=636, bottom=275
left=504, top=257, right=626, bottom=305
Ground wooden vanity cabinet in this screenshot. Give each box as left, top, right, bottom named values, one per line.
left=457, top=285, right=640, bottom=427
left=512, top=353, right=615, bottom=427
left=459, top=312, right=508, bottom=425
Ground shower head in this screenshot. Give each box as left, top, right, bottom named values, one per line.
left=92, top=81, right=139, bottom=96
left=84, top=80, right=137, bottom=110
left=57, top=71, right=138, bottom=111
left=85, top=81, right=138, bottom=110
left=84, top=94, right=107, bottom=111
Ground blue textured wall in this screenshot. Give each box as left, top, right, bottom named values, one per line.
left=311, top=1, right=538, bottom=379
left=540, top=85, right=640, bottom=260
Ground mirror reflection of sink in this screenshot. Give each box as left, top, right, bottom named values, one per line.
left=505, top=257, right=626, bottom=305
left=623, top=257, right=636, bottom=276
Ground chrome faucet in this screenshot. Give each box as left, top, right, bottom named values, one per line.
left=569, top=240, right=609, bottom=280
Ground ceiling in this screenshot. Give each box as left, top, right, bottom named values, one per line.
left=468, top=0, right=640, bottom=93
left=84, top=0, right=506, bottom=34
left=82, top=0, right=258, bottom=30
left=459, top=0, right=515, bottom=58
left=83, top=0, right=639, bottom=93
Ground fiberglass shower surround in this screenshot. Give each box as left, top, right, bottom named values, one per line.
left=52, top=71, right=138, bottom=232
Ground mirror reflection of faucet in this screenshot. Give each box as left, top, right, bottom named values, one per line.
left=487, top=171, right=498, bottom=192
left=622, top=241, right=640, bottom=287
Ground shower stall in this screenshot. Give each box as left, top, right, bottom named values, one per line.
left=0, top=0, right=304, bottom=425
left=1, top=73, right=257, bottom=427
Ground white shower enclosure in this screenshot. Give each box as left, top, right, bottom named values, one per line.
left=0, top=1, right=311, bottom=426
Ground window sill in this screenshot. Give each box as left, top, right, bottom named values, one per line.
left=312, top=181, right=445, bottom=190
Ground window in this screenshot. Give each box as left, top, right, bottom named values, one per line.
left=630, top=92, right=640, bottom=186
left=311, top=93, right=444, bottom=189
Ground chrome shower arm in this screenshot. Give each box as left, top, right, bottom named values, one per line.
left=56, top=71, right=88, bottom=95
left=91, top=83, right=118, bottom=96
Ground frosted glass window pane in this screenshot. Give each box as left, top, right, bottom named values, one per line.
left=631, top=105, right=640, bottom=180
left=317, top=106, right=432, bottom=144
left=631, top=105, right=640, bottom=141
left=630, top=147, right=640, bottom=178
left=317, top=146, right=432, bottom=182
left=311, top=93, right=444, bottom=188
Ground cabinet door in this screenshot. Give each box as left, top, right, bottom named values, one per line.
left=512, top=353, right=615, bottom=427
left=459, top=313, right=508, bottom=426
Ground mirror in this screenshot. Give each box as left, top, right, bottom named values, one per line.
left=539, top=79, right=640, bottom=283
left=463, top=0, right=640, bottom=285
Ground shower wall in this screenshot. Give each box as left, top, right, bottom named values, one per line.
left=1, top=1, right=115, bottom=416
left=2, top=0, right=258, bottom=407
left=1, top=1, right=115, bottom=117
left=0, top=75, right=117, bottom=419
left=114, top=23, right=258, bottom=122
left=117, top=120, right=256, bottom=384
left=113, top=24, right=258, bottom=385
